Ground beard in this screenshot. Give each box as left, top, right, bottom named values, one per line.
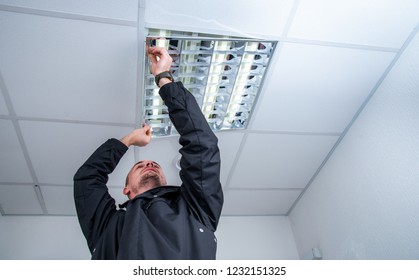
left=126, top=170, right=165, bottom=199
left=139, top=172, right=162, bottom=189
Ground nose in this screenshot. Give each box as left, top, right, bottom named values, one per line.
left=146, top=161, right=156, bottom=168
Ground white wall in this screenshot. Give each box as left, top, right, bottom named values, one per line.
left=0, top=216, right=90, bottom=259
left=289, top=31, right=419, bottom=259
left=217, top=216, right=299, bottom=259
left=0, top=215, right=298, bottom=259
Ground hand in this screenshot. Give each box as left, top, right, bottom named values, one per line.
left=120, top=125, right=152, bottom=147
left=148, top=47, right=173, bottom=76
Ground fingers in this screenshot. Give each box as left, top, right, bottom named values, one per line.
left=121, top=125, right=152, bottom=148
left=147, top=47, right=160, bottom=63
left=131, top=125, right=151, bottom=147
left=148, top=46, right=166, bottom=56
left=148, top=47, right=173, bottom=75
left=142, top=124, right=152, bottom=137
left=148, top=47, right=172, bottom=63
left=148, top=50, right=158, bottom=64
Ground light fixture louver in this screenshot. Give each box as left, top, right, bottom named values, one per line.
left=143, top=30, right=276, bottom=137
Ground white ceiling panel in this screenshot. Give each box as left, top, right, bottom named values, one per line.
left=216, top=131, right=245, bottom=186
left=0, top=0, right=416, bottom=222
left=252, top=43, right=395, bottom=133
left=288, top=0, right=419, bottom=48
left=108, top=186, right=128, bottom=208
left=0, top=11, right=137, bottom=124
left=0, top=120, right=32, bottom=183
left=0, top=0, right=138, bottom=22
left=107, top=147, right=137, bottom=188
left=144, top=0, right=294, bottom=37
left=41, top=185, right=75, bottom=215
left=0, top=90, right=8, bottom=114
left=222, top=189, right=301, bottom=215
left=0, top=185, right=43, bottom=214
left=229, top=133, right=338, bottom=189
left=19, top=121, right=134, bottom=185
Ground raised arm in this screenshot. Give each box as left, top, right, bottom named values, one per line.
left=73, top=126, right=151, bottom=253
left=148, top=47, right=223, bottom=231
left=73, top=138, right=127, bottom=253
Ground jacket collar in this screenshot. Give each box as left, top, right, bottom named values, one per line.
left=118, top=185, right=180, bottom=209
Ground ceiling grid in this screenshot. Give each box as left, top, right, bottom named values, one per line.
left=0, top=3, right=137, bottom=27
left=0, top=69, right=47, bottom=214
left=287, top=25, right=419, bottom=215
left=223, top=0, right=302, bottom=198
left=0, top=0, right=417, bottom=216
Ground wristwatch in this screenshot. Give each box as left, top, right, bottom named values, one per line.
left=155, top=71, right=174, bottom=87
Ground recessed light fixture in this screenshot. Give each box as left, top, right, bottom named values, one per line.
left=143, top=29, right=277, bottom=137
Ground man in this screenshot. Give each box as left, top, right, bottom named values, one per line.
left=73, top=47, right=223, bottom=259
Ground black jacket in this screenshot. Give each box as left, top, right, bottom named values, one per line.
left=74, top=82, right=223, bottom=259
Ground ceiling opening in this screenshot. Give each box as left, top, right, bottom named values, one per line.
left=143, top=29, right=277, bottom=137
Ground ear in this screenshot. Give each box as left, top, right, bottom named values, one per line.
left=123, top=187, right=130, bottom=196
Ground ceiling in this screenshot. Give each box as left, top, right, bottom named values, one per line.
left=0, top=0, right=418, bottom=217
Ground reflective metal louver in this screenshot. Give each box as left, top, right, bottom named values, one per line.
left=143, top=30, right=277, bottom=137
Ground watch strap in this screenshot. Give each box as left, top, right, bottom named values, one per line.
left=155, top=71, right=174, bottom=87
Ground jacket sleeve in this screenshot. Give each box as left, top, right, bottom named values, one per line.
left=73, top=138, right=127, bottom=253
left=159, top=82, right=223, bottom=231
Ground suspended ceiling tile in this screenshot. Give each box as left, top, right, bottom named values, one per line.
left=19, top=121, right=135, bottom=185
left=144, top=0, right=294, bottom=37
left=229, top=133, right=338, bottom=189
left=217, top=131, right=245, bottom=186
left=222, top=189, right=301, bottom=216
left=0, top=90, right=8, bottom=115
left=107, top=148, right=137, bottom=188
left=288, top=0, right=419, bottom=48
left=0, top=120, right=32, bottom=183
left=108, top=186, right=127, bottom=209
left=0, top=0, right=138, bottom=22
left=0, top=11, right=137, bottom=124
left=0, top=185, right=43, bottom=215
left=252, top=43, right=395, bottom=133
left=41, top=186, right=75, bottom=215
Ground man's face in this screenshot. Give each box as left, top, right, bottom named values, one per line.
left=123, top=160, right=167, bottom=199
